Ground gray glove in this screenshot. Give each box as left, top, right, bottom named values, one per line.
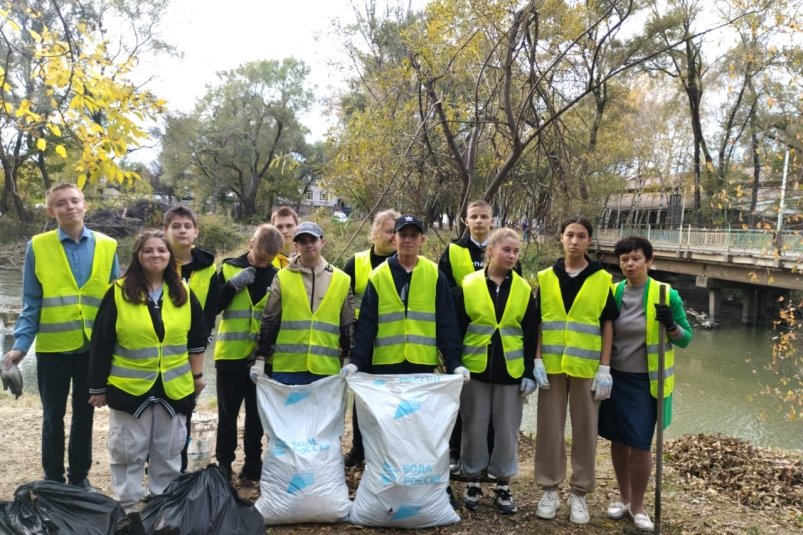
left=228, top=266, right=256, bottom=290
left=533, top=359, right=550, bottom=389
left=591, top=364, right=613, bottom=401
left=1, top=363, right=23, bottom=399
left=519, top=377, right=536, bottom=398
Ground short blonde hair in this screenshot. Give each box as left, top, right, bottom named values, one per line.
left=251, top=224, right=284, bottom=255
left=370, top=209, right=401, bottom=243
left=45, top=183, right=83, bottom=206
left=466, top=199, right=493, bottom=214
left=485, top=227, right=520, bottom=263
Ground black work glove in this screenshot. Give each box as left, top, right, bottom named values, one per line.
left=654, top=303, right=677, bottom=330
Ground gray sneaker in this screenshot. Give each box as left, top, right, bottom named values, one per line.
left=493, top=484, right=518, bottom=515
left=463, top=482, right=483, bottom=510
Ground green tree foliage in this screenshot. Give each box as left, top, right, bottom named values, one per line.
left=159, top=59, right=313, bottom=220
left=0, top=0, right=170, bottom=221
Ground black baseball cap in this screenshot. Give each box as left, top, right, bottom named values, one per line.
left=394, top=214, right=424, bottom=233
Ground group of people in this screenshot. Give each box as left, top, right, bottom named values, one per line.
left=2, top=183, right=692, bottom=532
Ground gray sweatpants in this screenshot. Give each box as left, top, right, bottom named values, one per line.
left=108, top=406, right=186, bottom=511
left=459, top=380, right=522, bottom=480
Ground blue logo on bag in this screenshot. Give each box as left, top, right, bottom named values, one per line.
left=271, top=439, right=289, bottom=457
left=393, top=399, right=420, bottom=419
left=373, top=379, right=386, bottom=386
left=286, top=472, right=315, bottom=494
left=391, top=504, right=421, bottom=520
left=285, top=390, right=311, bottom=405
left=380, top=461, right=397, bottom=485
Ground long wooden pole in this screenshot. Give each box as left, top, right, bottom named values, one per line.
left=654, top=284, right=667, bottom=534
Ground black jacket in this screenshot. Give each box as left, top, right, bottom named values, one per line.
left=351, top=255, right=462, bottom=374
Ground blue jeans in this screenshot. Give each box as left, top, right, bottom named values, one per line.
left=36, top=351, right=94, bottom=483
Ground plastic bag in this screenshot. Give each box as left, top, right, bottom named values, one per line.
left=347, top=373, right=463, bottom=528
left=0, top=480, right=128, bottom=534
left=139, top=465, right=263, bottom=535
left=253, top=374, right=351, bottom=525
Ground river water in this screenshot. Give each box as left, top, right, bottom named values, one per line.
left=1, top=270, right=800, bottom=451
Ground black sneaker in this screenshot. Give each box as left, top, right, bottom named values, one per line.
left=218, top=463, right=232, bottom=482
left=344, top=450, right=364, bottom=468
left=494, top=484, right=518, bottom=515
left=463, top=482, right=483, bottom=511
left=69, top=478, right=99, bottom=493
left=446, top=485, right=460, bottom=510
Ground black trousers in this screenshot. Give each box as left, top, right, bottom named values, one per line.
left=214, top=367, right=263, bottom=469
left=36, top=351, right=94, bottom=483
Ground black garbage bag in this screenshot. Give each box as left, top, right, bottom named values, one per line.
left=0, top=480, right=131, bottom=535
left=140, top=465, right=263, bottom=535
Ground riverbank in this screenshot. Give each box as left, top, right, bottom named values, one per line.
left=0, top=396, right=800, bottom=534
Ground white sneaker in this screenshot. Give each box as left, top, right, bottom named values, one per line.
left=536, top=490, right=560, bottom=519
left=569, top=493, right=590, bottom=524
left=607, top=500, right=629, bottom=519
left=630, top=508, right=655, bottom=531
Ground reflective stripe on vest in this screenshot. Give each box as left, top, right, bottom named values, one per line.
left=214, top=263, right=269, bottom=361
left=353, top=249, right=371, bottom=319
left=537, top=267, right=612, bottom=378
left=187, top=262, right=216, bottom=308
left=448, top=243, right=476, bottom=287
left=32, top=230, right=116, bottom=352
left=109, top=280, right=192, bottom=399
left=371, top=258, right=438, bottom=366
left=272, top=268, right=350, bottom=375
left=612, top=278, right=676, bottom=398
left=462, top=270, right=530, bottom=378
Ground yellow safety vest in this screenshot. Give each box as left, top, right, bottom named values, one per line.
left=272, top=268, right=350, bottom=375
left=462, top=270, right=530, bottom=378
left=214, top=264, right=268, bottom=361
left=109, top=280, right=193, bottom=399
left=31, top=230, right=117, bottom=352
left=185, top=262, right=216, bottom=309
left=613, top=278, right=675, bottom=398
left=448, top=243, right=476, bottom=287
left=371, top=258, right=438, bottom=366
left=538, top=267, right=612, bottom=378
left=272, top=253, right=290, bottom=269
left=353, top=249, right=372, bottom=318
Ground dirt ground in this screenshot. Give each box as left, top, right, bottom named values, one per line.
left=0, top=395, right=800, bottom=535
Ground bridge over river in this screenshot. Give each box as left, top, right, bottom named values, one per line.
left=592, top=226, right=803, bottom=325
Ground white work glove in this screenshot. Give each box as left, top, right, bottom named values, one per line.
left=453, top=366, right=470, bottom=383
left=340, top=363, right=358, bottom=378
left=533, top=359, right=550, bottom=389
left=249, top=358, right=264, bottom=384
left=228, top=266, right=256, bottom=290
left=591, top=364, right=613, bottom=401
left=519, top=377, right=536, bottom=398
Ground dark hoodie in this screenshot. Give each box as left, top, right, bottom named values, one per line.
left=178, top=246, right=220, bottom=340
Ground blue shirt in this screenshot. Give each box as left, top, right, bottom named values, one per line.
left=13, top=226, right=120, bottom=354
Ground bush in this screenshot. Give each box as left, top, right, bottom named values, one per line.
left=197, top=214, right=249, bottom=257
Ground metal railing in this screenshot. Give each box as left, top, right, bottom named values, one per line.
left=595, top=226, right=803, bottom=257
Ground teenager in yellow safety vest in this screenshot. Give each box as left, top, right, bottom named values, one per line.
left=88, top=230, right=207, bottom=512
left=213, top=224, right=284, bottom=482
left=456, top=228, right=538, bottom=516
left=269, top=205, right=299, bottom=269
left=163, top=205, right=220, bottom=473
left=340, top=209, right=398, bottom=468
left=255, top=221, right=354, bottom=385
left=532, top=217, right=619, bottom=526
left=599, top=236, right=692, bottom=532
left=3, top=183, right=119, bottom=488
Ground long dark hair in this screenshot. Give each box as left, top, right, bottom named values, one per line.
left=121, top=230, right=187, bottom=306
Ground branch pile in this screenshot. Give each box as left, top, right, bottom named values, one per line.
left=665, top=433, right=803, bottom=510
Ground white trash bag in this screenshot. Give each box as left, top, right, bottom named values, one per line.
left=347, top=373, right=463, bottom=528
left=254, top=374, right=351, bottom=525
